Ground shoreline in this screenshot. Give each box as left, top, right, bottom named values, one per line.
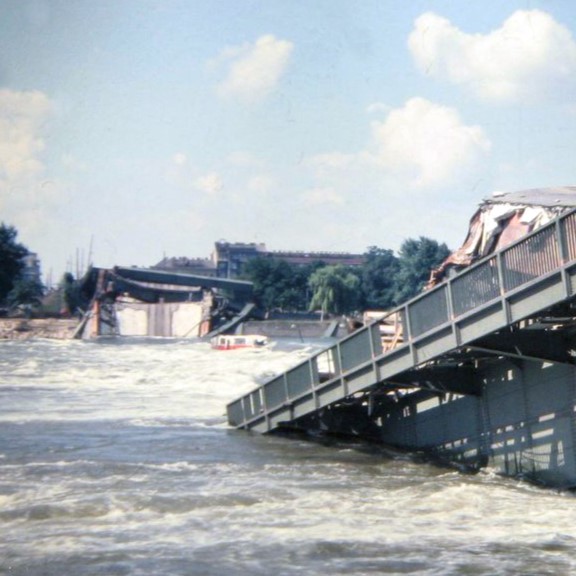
left=0, top=318, right=80, bottom=340
left=0, top=317, right=345, bottom=341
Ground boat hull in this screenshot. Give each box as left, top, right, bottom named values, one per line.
left=211, top=334, right=268, bottom=350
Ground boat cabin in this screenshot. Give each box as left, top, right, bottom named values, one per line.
left=211, top=334, right=268, bottom=350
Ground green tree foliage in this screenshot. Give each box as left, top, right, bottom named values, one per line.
left=361, top=246, right=400, bottom=310
left=0, top=223, right=29, bottom=304
left=242, top=257, right=313, bottom=313
left=60, top=272, right=83, bottom=315
left=7, top=277, right=45, bottom=312
left=242, top=237, right=452, bottom=315
left=392, top=236, right=451, bottom=305
left=308, top=265, right=360, bottom=319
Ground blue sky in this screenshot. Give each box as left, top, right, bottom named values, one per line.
left=1, top=1, right=575, bottom=282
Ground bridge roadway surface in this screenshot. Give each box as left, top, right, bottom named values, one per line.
left=227, top=210, right=576, bottom=433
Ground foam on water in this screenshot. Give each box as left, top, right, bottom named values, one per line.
left=2, top=339, right=576, bottom=575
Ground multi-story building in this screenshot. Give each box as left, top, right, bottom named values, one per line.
left=212, top=241, right=267, bottom=278
left=264, top=250, right=365, bottom=269
left=21, top=253, right=42, bottom=284
left=152, top=256, right=217, bottom=277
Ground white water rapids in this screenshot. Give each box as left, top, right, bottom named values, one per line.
left=1, top=338, right=576, bottom=575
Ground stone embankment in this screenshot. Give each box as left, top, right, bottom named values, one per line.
left=0, top=318, right=80, bottom=340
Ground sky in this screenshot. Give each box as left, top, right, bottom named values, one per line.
left=0, top=1, right=575, bottom=282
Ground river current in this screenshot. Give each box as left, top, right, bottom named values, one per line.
left=1, top=338, right=576, bottom=575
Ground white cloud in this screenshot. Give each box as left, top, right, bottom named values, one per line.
left=0, top=88, right=66, bottom=234
left=409, top=10, right=576, bottom=103
left=172, top=152, right=187, bottom=166
left=372, top=97, right=491, bottom=187
left=0, top=89, right=51, bottom=183
left=301, top=187, right=344, bottom=207
left=195, top=172, right=223, bottom=195
left=217, top=35, right=293, bottom=102
left=247, top=175, right=274, bottom=194
left=61, top=153, right=88, bottom=172
left=306, top=98, right=490, bottom=190
left=0, top=90, right=74, bottom=278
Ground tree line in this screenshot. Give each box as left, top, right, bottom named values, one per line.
left=0, top=223, right=45, bottom=314
left=0, top=223, right=84, bottom=316
left=241, top=237, right=451, bottom=318
left=0, top=221, right=452, bottom=319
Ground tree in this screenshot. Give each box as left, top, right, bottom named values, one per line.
left=7, top=277, right=45, bottom=312
left=308, top=265, right=360, bottom=319
left=60, top=272, right=84, bottom=315
left=392, top=237, right=451, bottom=305
left=360, top=246, right=400, bottom=310
left=242, top=257, right=312, bottom=313
left=0, top=223, right=29, bottom=304
left=241, top=237, right=452, bottom=314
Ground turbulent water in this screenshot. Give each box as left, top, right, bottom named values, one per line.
left=2, top=338, right=576, bottom=576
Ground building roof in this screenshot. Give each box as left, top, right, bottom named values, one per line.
left=428, top=185, right=576, bottom=287
left=484, top=186, right=576, bottom=208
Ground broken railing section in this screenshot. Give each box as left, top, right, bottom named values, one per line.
left=227, top=209, right=576, bottom=432
left=227, top=321, right=383, bottom=430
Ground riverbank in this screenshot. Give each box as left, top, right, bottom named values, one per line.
left=0, top=317, right=346, bottom=341
left=0, top=317, right=80, bottom=340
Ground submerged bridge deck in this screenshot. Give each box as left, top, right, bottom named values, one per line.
left=227, top=210, right=576, bottom=434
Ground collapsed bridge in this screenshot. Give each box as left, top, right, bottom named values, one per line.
left=76, top=266, right=255, bottom=339
left=227, top=187, right=576, bottom=488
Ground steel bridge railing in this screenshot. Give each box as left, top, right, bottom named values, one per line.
left=227, top=209, right=576, bottom=431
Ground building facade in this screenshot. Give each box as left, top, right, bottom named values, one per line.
left=155, top=241, right=366, bottom=279
left=21, top=253, right=42, bottom=284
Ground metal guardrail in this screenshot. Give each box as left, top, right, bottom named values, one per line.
left=403, top=210, right=574, bottom=339
left=227, top=209, right=576, bottom=432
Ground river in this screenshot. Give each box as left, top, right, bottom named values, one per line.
left=1, top=338, right=576, bottom=575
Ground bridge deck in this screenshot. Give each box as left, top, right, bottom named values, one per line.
left=227, top=210, right=576, bottom=434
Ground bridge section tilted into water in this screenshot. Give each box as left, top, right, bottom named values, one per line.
left=227, top=209, right=576, bottom=487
